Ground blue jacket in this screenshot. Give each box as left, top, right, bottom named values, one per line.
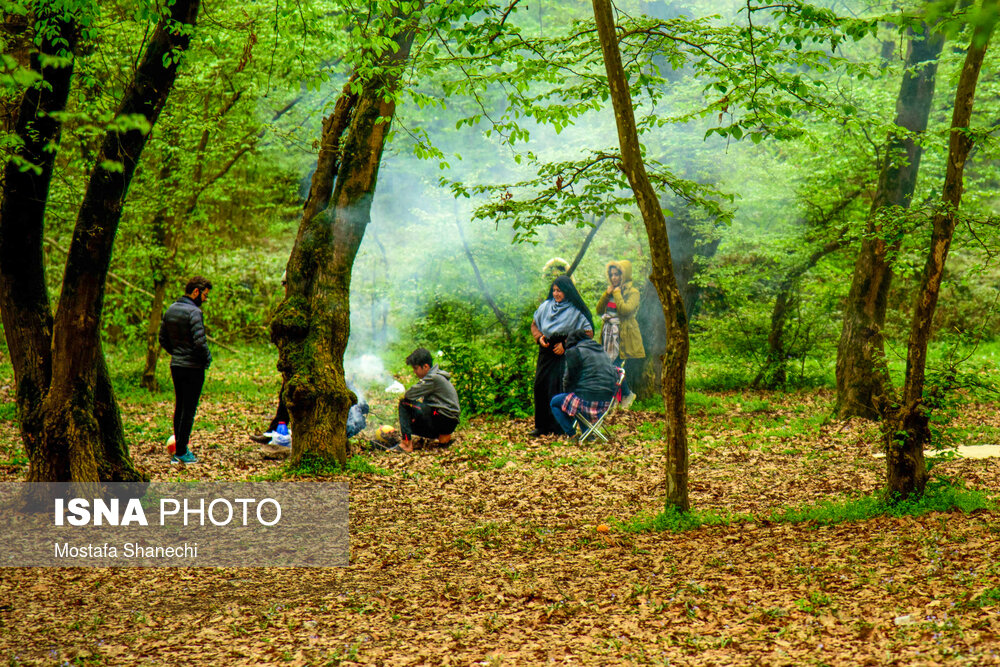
left=159, top=295, right=212, bottom=369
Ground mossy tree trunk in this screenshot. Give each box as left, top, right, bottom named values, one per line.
left=593, top=0, right=689, bottom=510
left=0, top=1, right=200, bottom=483
left=884, top=21, right=992, bottom=498
left=271, top=23, right=417, bottom=466
left=835, top=20, right=944, bottom=419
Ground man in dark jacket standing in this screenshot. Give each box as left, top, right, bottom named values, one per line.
left=159, top=276, right=213, bottom=464
left=550, top=328, right=618, bottom=438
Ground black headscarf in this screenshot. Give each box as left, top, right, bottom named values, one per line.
left=548, top=275, right=594, bottom=331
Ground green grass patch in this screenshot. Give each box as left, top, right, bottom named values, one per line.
left=620, top=479, right=995, bottom=534
left=255, top=453, right=391, bottom=480
left=769, top=478, right=996, bottom=525
left=618, top=505, right=752, bottom=533
left=0, top=402, right=17, bottom=423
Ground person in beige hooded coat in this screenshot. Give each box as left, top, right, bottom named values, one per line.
left=595, top=260, right=644, bottom=407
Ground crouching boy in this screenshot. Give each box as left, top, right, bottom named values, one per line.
left=398, top=348, right=460, bottom=453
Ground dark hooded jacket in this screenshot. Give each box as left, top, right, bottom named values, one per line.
left=159, top=295, right=212, bottom=369
left=562, top=329, right=618, bottom=401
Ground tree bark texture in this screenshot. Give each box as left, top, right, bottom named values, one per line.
left=885, top=23, right=992, bottom=498
left=0, top=1, right=200, bottom=482
left=0, top=7, right=77, bottom=473
left=835, top=21, right=944, bottom=419
left=592, top=0, right=689, bottom=510
left=272, top=23, right=417, bottom=466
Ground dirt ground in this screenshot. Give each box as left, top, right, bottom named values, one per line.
left=1, top=389, right=998, bottom=665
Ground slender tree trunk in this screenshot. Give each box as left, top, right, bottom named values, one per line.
left=754, top=220, right=855, bottom=389
left=835, top=21, right=944, bottom=419
left=566, top=214, right=606, bottom=277
left=141, top=279, right=169, bottom=390
left=635, top=278, right=665, bottom=400
left=272, top=20, right=417, bottom=466
left=633, top=213, right=719, bottom=400
left=456, top=217, right=511, bottom=339
left=593, top=0, right=689, bottom=510
left=885, top=22, right=992, bottom=498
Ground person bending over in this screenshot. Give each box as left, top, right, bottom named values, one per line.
left=550, top=328, right=618, bottom=438
left=398, top=348, right=460, bottom=453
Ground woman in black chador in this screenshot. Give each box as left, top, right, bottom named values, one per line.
left=529, top=275, right=594, bottom=436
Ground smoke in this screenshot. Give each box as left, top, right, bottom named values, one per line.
left=345, top=353, right=392, bottom=385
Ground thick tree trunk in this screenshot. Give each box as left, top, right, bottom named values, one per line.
left=835, top=21, right=944, bottom=419
left=593, top=0, right=689, bottom=510
left=272, top=22, right=416, bottom=466
left=0, top=1, right=200, bottom=482
left=0, top=8, right=78, bottom=473
left=885, top=24, right=991, bottom=498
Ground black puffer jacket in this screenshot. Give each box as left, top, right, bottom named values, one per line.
left=159, top=295, right=212, bottom=369
left=562, top=329, right=617, bottom=401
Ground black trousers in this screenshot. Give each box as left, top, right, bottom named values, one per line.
left=398, top=400, right=458, bottom=440
left=171, top=366, right=205, bottom=455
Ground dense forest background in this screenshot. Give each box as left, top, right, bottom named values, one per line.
left=2, top=0, right=999, bottom=462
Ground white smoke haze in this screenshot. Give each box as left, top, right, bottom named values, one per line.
left=345, top=353, right=392, bottom=386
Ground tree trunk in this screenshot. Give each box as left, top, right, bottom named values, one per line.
left=884, top=22, right=992, bottom=498
left=593, top=0, right=689, bottom=510
left=0, top=1, right=200, bottom=483
left=140, top=260, right=170, bottom=390
left=835, top=21, right=944, bottom=419
left=457, top=217, right=512, bottom=339
left=635, top=278, right=665, bottom=400
left=0, top=8, right=77, bottom=475
left=272, top=21, right=417, bottom=466
left=566, top=214, right=606, bottom=276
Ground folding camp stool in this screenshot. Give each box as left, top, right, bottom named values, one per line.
left=575, top=366, right=626, bottom=444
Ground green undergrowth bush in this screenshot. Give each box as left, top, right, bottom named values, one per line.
left=621, top=478, right=995, bottom=534
left=408, top=294, right=536, bottom=418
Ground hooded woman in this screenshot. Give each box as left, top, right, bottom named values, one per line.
left=529, top=275, right=594, bottom=436
left=596, top=260, right=644, bottom=408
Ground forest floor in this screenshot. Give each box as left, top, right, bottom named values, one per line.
left=1, top=375, right=999, bottom=665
